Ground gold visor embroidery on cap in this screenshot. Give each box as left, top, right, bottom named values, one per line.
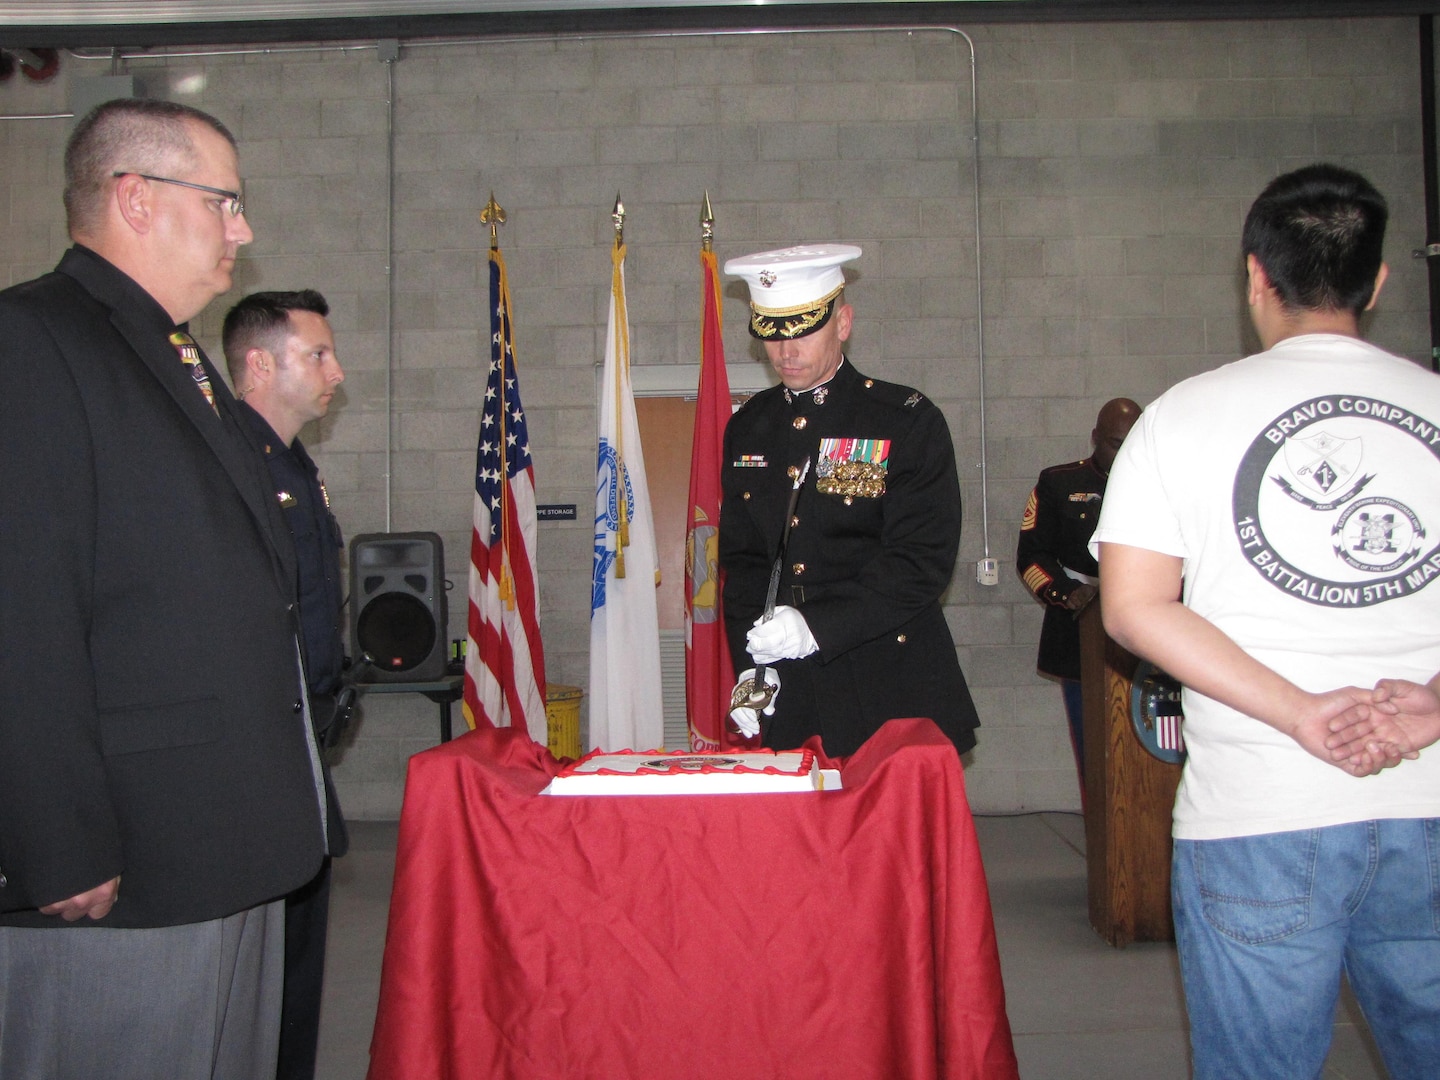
left=749, top=283, right=846, bottom=339
left=751, top=304, right=830, bottom=340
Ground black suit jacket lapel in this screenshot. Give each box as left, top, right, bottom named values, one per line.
left=57, top=248, right=297, bottom=600
left=115, top=309, right=298, bottom=598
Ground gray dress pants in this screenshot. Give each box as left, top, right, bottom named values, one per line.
left=0, top=899, right=285, bottom=1080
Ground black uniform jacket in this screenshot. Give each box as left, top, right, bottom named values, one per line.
left=720, top=359, right=979, bottom=758
left=239, top=403, right=350, bottom=858
left=1015, top=457, right=1106, bottom=681
left=239, top=405, right=346, bottom=699
left=0, top=246, right=326, bottom=928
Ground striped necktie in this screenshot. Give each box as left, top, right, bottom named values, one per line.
left=169, top=329, right=219, bottom=416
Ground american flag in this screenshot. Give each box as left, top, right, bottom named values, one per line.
left=1156, top=711, right=1185, bottom=754
left=463, top=246, right=547, bottom=739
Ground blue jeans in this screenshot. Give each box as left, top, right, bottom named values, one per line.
left=1173, top=819, right=1440, bottom=1080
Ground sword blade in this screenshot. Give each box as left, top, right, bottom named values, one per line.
left=747, top=455, right=811, bottom=702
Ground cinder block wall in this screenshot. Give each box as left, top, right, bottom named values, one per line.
left=0, top=16, right=1426, bottom=817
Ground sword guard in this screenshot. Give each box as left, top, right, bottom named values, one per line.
left=729, top=676, right=775, bottom=717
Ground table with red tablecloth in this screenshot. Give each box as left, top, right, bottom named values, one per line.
left=366, top=716, right=1018, bottom=1080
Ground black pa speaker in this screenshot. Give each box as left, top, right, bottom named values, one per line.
left=350, top=531, right=448, bottom=682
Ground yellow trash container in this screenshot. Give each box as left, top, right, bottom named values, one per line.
left=545, top=684, right=583, bottom=760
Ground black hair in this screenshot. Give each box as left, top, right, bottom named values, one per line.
left=221, top=289, right=330, bottom=384
left=1241, top=163, right=1388, bottom=317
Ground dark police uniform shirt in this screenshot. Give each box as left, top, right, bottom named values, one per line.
left=719, top=359, right=980, bottom=758
left=239, top=404, right=345, bottom=698
left=1015, top=457, right=1106, bottom=681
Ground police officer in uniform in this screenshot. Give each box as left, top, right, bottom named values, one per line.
left=1016, top=397, right=1140, bottom=792
left=720, top=244, right=980, bottom=758
left=223, top=289, right=349, bottom=1080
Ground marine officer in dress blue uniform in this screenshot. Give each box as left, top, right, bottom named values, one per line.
left=223, top=289, right=349, bottom=1080
left=719, top=244, right=980, bottom=758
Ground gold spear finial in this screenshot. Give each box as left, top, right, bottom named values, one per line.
left=700, top=190, right=715, bottom=253
left=612, top=192, right=625, bottom=249
left=480, top=191, right=506, bottom=251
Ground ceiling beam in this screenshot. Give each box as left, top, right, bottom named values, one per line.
left=1, top=1, right=1435, bottom=50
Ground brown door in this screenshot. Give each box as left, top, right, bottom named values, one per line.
left=635, top=396, right=696, bottom=631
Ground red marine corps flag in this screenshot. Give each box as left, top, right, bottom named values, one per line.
left=685, top=195, right=740, bottom=750
left=464, top=196, right=547, bottom=739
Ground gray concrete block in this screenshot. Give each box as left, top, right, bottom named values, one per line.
left=1124, top=316, right=1209, bottom=356
left=1080, top=276, right=1164, bottom=317
left=398, top=409, right=482, bottom=453
left=999, top=275, right=1079, bottom=318
left=979, top=82, right=1038, bottom=124
left=1306, top=21, right=1411, bottom=78
left=1196, top=80, right=1276, bottom=120
left=1162, top=195, right=1249, bottom=237
left=758, top=122, right=839, bottom=162
left=1274, top=78, right=1354, bottom=117
left=997, top=118, right=1080, bottom=159
left=597, top=126, right=678, bottom=166
left=979, top=37, right=1076, bottom=83
left=1002, top=355, right=1087, bottom=399
left=1317, top=118, right=1403, bottom=157
left=945, top=600, right=1015, bottom=647
left=596, top=45, right=679, bottom=88
left=399, top=328, right=482, bottom=369
left=1113, top=78, right=1197, bottom=120
left=1034, top=80, right=1116, bottom=121
left=881, top=318, right=971, bottom=361
left=1162, top=274, right=1242, bottom=317
left=390, top=450, right=438, bottom=493
left=998, top=196, right=1074, bottom=240
left=280, top=57, right=364, bottom=100
left=1078, top=120, right=1159, bottom=158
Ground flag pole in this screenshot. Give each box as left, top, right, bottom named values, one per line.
left=481, top=193, right=514, bottom=605
left=610, top=193, right=631, bottom=575
left=481, top=190, right=505, bottom=251
left=687, top=191, right=740, bottom=749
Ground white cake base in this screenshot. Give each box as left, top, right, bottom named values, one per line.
left=543, top=747, right=839, bottom=796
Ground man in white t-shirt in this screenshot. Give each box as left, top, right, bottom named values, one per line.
left=1093, top=164, right=1440, bottom=1079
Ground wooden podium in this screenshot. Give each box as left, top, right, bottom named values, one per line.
left=1079, top=603, right=1183, bottom=946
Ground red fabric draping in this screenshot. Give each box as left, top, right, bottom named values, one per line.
left=367, top=717, right=1019, bottom=1080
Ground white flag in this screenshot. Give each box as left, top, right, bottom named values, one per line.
left=589, top=242, right=664, bottom=750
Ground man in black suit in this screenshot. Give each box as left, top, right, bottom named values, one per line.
left=224, top=289, right=349, bottom=1080
left=0, top=99, right=328, bottom=1080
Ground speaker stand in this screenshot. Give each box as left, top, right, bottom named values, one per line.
left=354, top=674, right=464, bottom=743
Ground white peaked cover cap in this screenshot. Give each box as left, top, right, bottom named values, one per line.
left=724, top=244, right=862, bottom=316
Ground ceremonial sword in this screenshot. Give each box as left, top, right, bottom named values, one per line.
left=729, top=455, right=811, bottom=722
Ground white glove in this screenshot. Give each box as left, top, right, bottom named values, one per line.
left=728, top=667, right=780, bottom=737
left=746, top=606, right=818, bottom=664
